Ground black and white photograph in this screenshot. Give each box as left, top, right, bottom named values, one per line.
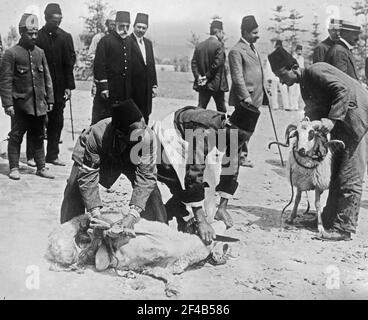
left=0, top=0, right=368, bottom=302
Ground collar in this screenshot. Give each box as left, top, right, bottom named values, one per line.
left=340, top=38, right=354, bottom=50
left=240, top=37, right=250, bottom=46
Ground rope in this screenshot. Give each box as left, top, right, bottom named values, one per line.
left=280, top=166, right=294, bottom=230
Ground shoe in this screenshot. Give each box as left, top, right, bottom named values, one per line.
left=59, top=140, right=63, bottom=144
left=36, top=167, right=55, bottom=179
left=27, top=159, right=37, bottom=167
left=316, top=229, right=351, bottom=241
left=9, top=168, right=20, bottom=180
left=240, top=157, right=254, bottom=168
left=46, top=158, right=66, bottom=166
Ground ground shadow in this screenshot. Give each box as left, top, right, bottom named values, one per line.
left=265, top=159, right=288, bottom=178
left=228, top=204, right=317, bottom=233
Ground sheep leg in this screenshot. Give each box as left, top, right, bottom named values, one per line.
left=143, top=267, right=181, bottom=297
left=315, top=188, right=325, bottom=234
left=286, top=189, right=302, bottom=224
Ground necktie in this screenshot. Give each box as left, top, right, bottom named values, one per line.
left=250, top=43, right=255, bottom=53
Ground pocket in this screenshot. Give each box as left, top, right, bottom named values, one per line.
left=38, top=65, right=44, bottom=73
left=16, top=66, right=29, bottom=75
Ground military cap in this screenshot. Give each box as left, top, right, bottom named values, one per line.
left=210, top=20, right=223, bottom=30
left=328, top=18, right=342, bottom=30
left=340, top=20, right=362, bottom=32
left=44, top=3, right=62, bottom=16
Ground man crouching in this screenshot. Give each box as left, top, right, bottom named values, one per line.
left=60, top=99, right=166, bottom=228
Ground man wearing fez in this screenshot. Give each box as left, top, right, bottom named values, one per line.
left=94, top=11, right=132, bottom=123
left=228, top=15, right=269, bottom=168
left=191, top=20, right=229, bottom=113
left=60, top=99, right=166, bottom=228
left=130, top=13, right=158, bottom=124
left=312, top=18, right=341, bottom=63
left=268, top=47, right=368, bottom=241
left=0, top=14, right=54, bottom=180
left=324, top=20, right=362, bottom=80
left=27, top=3, right=76, bottom=167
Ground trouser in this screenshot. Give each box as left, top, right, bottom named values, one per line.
left=60, top=163, right=167, bottom=224
left=27, top=102, right=65, bottom=161
left=91, top=95, right=112, bottom=125
left=322, top=133, right=367, bottom=233
left=288, top=84, right=301, bottom=110
left=8, top=112, right=46, bottom=170
left=198, top=90, right=227, bottom=113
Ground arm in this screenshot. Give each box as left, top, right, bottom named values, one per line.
left=327, top=48, right=349, bottom=75
left=191, top=47, right=201, bottom=80
left=312, top=46, right=326, bottom=64
left=228, top=49, right=251, bottom=102
left=94, top=39, right=109, bottom=94
left=205, top=44, right=225, bottom=81
left=64, top=33, right=76, bottom=90
left=0, top=50, right=15, bottom=108
left=42, top=50, right=54, bottom=105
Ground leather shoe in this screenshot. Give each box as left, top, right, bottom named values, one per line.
left=36, top=168, right=55, bottom=179
left=240, top=157, right=254, bottom=168
left=27, top=159, right=37, bottom=167
left=316, top=229, right=351, bottom=241
left=46, top=158, right=66, bottom=166
left=9, top=168, right=20, bottom=180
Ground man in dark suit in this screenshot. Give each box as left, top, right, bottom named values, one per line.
left=228, top=15, right=269, bottom=167
left=94, top=11, right=132, bottom=122
left=27, top=3, right=76, bottom=167
left=312, top=18, right=341, bottom=63
left=191, top=20, right=229, bottom=113
left=130, top=13, right=157, bottom=124
left=324, top=20, right=362, bottom=80
left=269, top=47, right=368, bottom=241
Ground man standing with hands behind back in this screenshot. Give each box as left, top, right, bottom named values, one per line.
left=228, top=15, right=268, bottom=168
left=191, top=20, right=229, bottom=113
left=130, top=13, right=158, bottom=124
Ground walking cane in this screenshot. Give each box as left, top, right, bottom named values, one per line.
left=69, top=98, right=75, bottom=141
left=267, top=103, right=284, bottom=167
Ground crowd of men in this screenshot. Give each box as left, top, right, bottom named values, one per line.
left=1, top=3, right=368, bottom=258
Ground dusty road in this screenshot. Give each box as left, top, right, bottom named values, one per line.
left=1, top=80, right=368, bottom=300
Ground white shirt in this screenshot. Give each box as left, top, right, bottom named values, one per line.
left=240, top=37, right=258, bottom=57
left=293, top=53, right=305, bottom=69
left=340, top=38, right=354, bottom=51
left=134, top=33, right=147, bottom=65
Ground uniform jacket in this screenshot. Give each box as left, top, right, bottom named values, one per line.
left=191, top=36, right=229, bottom=92
left=312, top=37, right=335, bottom=63
left=71, top=118, right=157, bottom=211
left=228, top=39, right=268, bottom=108
left=157, top=106, right=246, bottom=206
left=301, top=62, right=368, bottom=146
left=129, top=34, right=157, bottom=118
left=37, top=26, right=76, bottom=103
left=94, top=32, right=132, bottom=103
left=324, top=40, right=359, bottom=80
left=0, top=42, right=54, bottom=116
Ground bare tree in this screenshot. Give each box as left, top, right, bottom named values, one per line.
left=283, top=9, right=307, bottom=53
left=267, top=5, right=289, bottom=42
left=307, top=14, right=321, bottom=63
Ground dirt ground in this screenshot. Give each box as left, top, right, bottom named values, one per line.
left=1, top=77, right=368, bottom=300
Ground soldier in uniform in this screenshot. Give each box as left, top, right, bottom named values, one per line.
left=0, top=14, right=55, bottom=180
left=93, top=11, right=132, bottom=124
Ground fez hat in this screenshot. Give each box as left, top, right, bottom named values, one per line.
left=241, top=15, right=258, bottom=32
left=44, top=3, right=62, bottom=16
left=340, top=20, right=362, bottom=32
left=328, top=18, right=342, bottom=30
left=268, top=47, right=298, bottom=73
left=211, top=20, right=223, bottom=30
left=19, top=14, right=39, bottom=32
left=229, top=103, right=260, bottom=133
left=112, top=99, right=143, bottom=130
left=116, top=11, right=130, bottom=23
left=134, top=13, right=149, bottom=26
left=295, top=44, right=303, bottom=50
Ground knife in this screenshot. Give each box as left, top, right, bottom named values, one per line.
left=215, top=234, right=240, bottom=242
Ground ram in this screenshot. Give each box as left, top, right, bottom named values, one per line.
left=269, top=117, right=344, bottom=233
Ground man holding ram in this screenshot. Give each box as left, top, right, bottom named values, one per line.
left=268, top=47, right=368, bottom=241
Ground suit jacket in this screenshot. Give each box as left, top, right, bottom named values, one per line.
left=324, top=40, right=359, bottom=80
left=130, top=34, right=157, bottom=119
left=191, top=36, right=229, bottom=92
left=0, top=42, right=54, bottom=116
left=37, top=26, right=76, bottom=104
left=312, top=37, right=335, bottom=63
left=71, top=118, right=157, bottom=211
left=228, top=39, right=268, bottom=108
left=94, top=32, right=132, bottom=103
left=301, top=62, right=368, bottom=146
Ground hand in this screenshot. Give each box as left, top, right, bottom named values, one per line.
left=215, top=207, right=234, bottom=229
left=117, top=214, right=138, bottom=230
left=243, top=97, right=253, bottom=105
left=64, top=89, right=71, bottom=101
left=311, top=118, right=335, bottom=135
left=100, top=90, right=109, bottom=100
left=48, top=104, right=54, bottom=112
left=197, top=221, right=216, bottom=245
left=152, top=86, right=158, bottom=98
left=198, top=75, right=207, bottom=87
left=5, top=106, right=15, bottom=117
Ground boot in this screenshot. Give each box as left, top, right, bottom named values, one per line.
left=36, top=167, right=55, bottom=179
